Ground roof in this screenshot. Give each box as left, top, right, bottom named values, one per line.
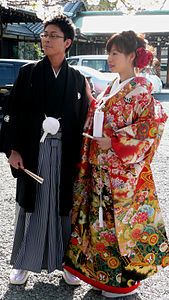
left=3, top=1, right=86, bottom=39
left=4, top=23, right=42, bottom=39
left=0, top=4, right=41, bottom=24
left=2, top=6, right=169, bottom=43
left=73, top=10, right=169, bottom=35
left=25, top=22, right=43, bottom=37
left=64, top=1, right=86, bottom=17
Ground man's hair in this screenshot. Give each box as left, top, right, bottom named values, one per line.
left=44, top=14, right=75, bottom=52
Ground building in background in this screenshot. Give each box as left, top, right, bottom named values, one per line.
left=0, top=1, right=169, bottom=86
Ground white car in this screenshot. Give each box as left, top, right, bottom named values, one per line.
left=71, top=65, right=117, bottom=96
left=71, top=64, right=162, bottom=97
left=67, top=55, right=109, bottom=73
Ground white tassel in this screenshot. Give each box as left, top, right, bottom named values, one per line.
left=99, top=206, right=104, bottom=228
left=40, top=117, right=60, bottom=143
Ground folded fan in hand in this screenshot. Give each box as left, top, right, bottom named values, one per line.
left=23, top=168, right=44, bottom=184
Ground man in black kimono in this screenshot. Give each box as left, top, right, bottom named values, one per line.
left=0, top=14, right=89, bottom=285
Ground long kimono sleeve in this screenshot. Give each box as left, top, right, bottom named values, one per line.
left=111, top=87, right=168, bottom=165
left=0, top=69, right=23, bottom=156
left=0, top=63, right=35, bottom=157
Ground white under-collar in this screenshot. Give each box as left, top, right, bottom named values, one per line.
left=52, top=67, right=61, bottom=78
left=97, top=77, right=134, bottom=111
left=105, top=77, right=134, bottom=99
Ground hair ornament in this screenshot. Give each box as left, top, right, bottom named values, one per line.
left=135, top=47, right=153, bottom=69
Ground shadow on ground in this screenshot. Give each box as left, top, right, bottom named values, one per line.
left=2, top=278, right=143, bottom=300
left=2, top=279, right=76, bottom=300
left=83, top=289, right=142, bottom=300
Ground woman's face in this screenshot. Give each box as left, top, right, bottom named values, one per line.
left=41, top=24, right=71, bottom=58
left=107, top=45, right=135, bottom=75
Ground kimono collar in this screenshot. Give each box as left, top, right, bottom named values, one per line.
left=52, top=67, right=61, bottom=78
left=104, top=77, right=134, bottom=99
left=97, top=77, right=134, bottom=111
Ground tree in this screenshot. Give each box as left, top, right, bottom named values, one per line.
left=0, top=0, right=168, bottom=14
left=84, top=0, right=168, bottom=12
left=85, top=0, right=117, bottom=11
left=1, top=0, right=66, bottom=9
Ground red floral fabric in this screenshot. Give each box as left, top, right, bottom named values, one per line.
left=64, top=76, right=169, bottom=292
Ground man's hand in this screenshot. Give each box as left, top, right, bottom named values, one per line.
left=95, top=137, right=111, bottom=150
left=8, top=150, right=24, bottom=169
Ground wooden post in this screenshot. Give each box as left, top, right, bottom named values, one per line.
left=166, top=46, right=169, bottom=88
left=0, top=13, right=3, bottom=57
left=156, top=45, right=161, bottom=62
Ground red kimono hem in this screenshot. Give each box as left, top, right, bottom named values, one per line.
left=63, top=265, right=140, bottom=293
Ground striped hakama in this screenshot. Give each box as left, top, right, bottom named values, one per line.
left=10, top=131, right=71, bottom=273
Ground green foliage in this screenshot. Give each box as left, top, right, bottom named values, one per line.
left=85, top=0, right=118, bottom=11
left=12, top=46, right=19, bottom=58
left=13, top=42, right=43, bottom=60
left=33, top=43, right=44, bottom=59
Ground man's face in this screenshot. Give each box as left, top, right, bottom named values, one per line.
left=40, top=24, right=72, bottom=57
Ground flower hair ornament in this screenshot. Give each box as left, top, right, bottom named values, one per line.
left=135, top=47, right=153, bottom=69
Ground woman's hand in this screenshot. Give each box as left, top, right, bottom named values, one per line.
left=8, top=150, right=24, bottom=169
left=95, top=137, right=111, bottom=150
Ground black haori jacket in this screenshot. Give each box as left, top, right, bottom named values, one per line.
left=0, top=57, right=89, bottom=215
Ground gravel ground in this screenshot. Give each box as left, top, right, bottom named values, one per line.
left=0, top=101, right=169, bottom=300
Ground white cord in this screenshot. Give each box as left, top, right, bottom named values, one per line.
left=99, top=165, right=104, bottom=228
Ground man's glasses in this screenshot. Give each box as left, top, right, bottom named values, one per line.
left=40, top=33, right=65, bottom=40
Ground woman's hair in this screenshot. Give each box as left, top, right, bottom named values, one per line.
left=106, top=30, right=153, bottom=68
left=44, top=14, right=75, bottom=52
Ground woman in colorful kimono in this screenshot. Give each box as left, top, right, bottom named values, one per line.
left=63, top=30, right=169, bottom=298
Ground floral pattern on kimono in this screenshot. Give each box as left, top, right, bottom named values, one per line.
left=64, top=76, right=169, bottom=290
